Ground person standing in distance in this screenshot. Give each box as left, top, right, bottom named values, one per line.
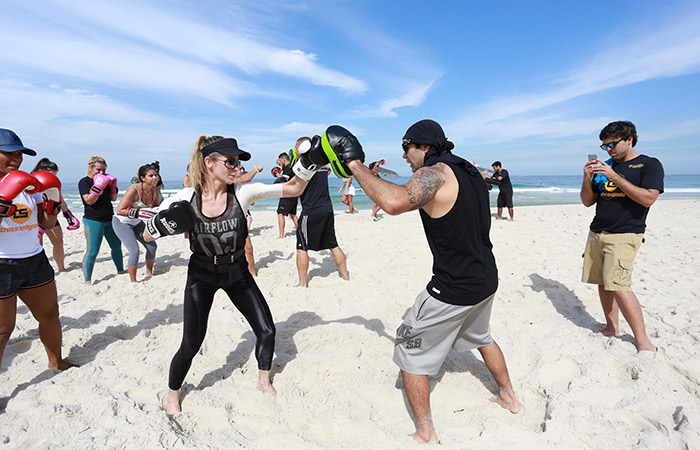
left=327, top=121, right=520, bottom=443
left=489, top=161, right=513, bottom=221
left=275, top=152, right=299, bottom=238
left=294, top=136, right=349, bottom=287
left=78, top=155, right=125, bottom=284
left=580, top=120, right=663, bottom=355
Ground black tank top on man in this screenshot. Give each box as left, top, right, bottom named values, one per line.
left=420, top=162, right=498, bottom=306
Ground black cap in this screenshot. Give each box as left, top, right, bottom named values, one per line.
left=201, top=138, right=251, bottom=161
left=402, top=119, right=454, bottom=151
left=0, top=129, right=37, bottom=156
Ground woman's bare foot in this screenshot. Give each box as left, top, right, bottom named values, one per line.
left=49, top=360, right=78, bottom=371
left=590, top=325, right=621, bottom=337
left=257, top=370, right=277, bottom=395
left=164, top=389, right=181, bottom=414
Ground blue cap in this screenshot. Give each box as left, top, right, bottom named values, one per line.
left=0, top=129, right=36, bottom=156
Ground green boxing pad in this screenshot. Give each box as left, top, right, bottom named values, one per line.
left=321, top=126, right=353, bottom=179
left=288, top=147, right=299, bottom=167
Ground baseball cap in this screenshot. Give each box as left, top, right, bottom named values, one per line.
left=0, top=129, right=37, bottom=156
left=201, top=137, right=251, bottom=161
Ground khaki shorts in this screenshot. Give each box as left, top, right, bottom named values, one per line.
left=582, top=231, right=643, bottom=291
left=393, top=289, right=495, bottom=376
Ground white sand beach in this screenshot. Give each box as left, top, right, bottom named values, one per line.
left=2, top=199, right=699, bottom=449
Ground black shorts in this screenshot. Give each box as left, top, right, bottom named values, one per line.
left=0, top=251, right=55, bottom=299
left=277, top=197, right=298, bottom=216
left=497, top=191, right=513, bottom=208
left=296, top=213, right=338, bottom=251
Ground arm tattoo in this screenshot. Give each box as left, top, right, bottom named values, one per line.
left=404, top=165, right=446, bottom=210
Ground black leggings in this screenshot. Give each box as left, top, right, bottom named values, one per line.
left=168, top=265, right=276, bottom=390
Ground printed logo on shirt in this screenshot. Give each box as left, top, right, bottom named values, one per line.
left=604, top=180, right=618, bottom=192
left=629, top=163, right=644, bottom=169
left=10, top=203, right=31, bottom=224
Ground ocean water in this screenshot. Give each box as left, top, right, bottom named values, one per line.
left=59, top=174, right=700, bottom=213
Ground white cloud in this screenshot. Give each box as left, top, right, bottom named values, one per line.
left=448, top=8, right=700, bottom=143
left=352, top=80, right=436, bottom=118
left=7, top=0, right=367, bottom=97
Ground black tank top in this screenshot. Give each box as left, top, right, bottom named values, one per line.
left=188, top=184, right=248, bottom=258
left=420, top=162, right=498, bottom=305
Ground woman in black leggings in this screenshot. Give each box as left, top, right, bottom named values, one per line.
left=152, top=134, right=315, bottom=413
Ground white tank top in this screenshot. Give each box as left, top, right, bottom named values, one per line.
left=0, top=191, right=43, bottom=259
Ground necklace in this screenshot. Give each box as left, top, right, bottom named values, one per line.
left=141, top=183, right=157, bottom=207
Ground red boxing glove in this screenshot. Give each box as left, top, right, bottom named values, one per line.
left=91, top=173, right=110, bottom=195
left=0, top=170, right=41, bottom=217
left=32, top=171, right=62, bottom=215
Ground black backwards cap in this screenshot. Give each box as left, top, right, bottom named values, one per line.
left=401, top=119, right=454, bottom=152
left=201, top=138, right=251, bottom=161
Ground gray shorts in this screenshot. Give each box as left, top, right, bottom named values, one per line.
left=393, top=289, right=495, bottom=375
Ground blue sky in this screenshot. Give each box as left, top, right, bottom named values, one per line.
left=2, top=0, right=699, bottom=182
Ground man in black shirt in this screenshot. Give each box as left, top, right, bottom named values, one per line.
left=294, top=137, right=349, bottom=287
left=276, top=153, right=298, bottom=238
left=489, top=161, right=513, bottom=221
left=346, top=120, right=520, bottom=443
left=580, top=120, right=663, bottom=355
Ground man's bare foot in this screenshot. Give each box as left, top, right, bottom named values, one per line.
left=49, top=360, right=78, bottom=370
left=164, top=389, right=181, bottom=414
left=491, top=390, right=522, bottom=414
left=146, top=271, right=154, bottom=277
left=84, top=281, right=91, bottom=285
left=294, top=281, right=307, bottom=288
left=411, top=431, right=439, bottom=444
left=591, top=326, right=621, bottom=338
left=257, top=371, right=277, bottom=395
left=340, top=273, right=349, bottom=281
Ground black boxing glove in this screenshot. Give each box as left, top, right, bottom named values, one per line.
left=321, top=125, right=365, bottom=178
left=292, top=136, right=329, bottom=181
left=145, top=201, right=196, bottom=239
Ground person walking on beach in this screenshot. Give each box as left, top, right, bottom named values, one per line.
left=369, top=160, right=384, bottom=221
left=295, top=137, right=349, bottom=287
left=113, top=162, right=161, bottom=282
left=580, top=120, right=663, bottom=355
left=339, top=176, right=356, bottom=214
left=486, top=161, right=513, bottom=220
left=143, top=134, right=318, bottom=413
left=0, top=129, right=74, bottom=374
left=78, top=155, right=125, bottom=284
left=276, top=152, right=299, bottom=238
left=327, top=120, right=520, bottom=443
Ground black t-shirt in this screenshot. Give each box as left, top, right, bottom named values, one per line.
left=590, top=154, right=664, bottom=234
left=282, top=164, right=294, bottom=181
left=420, top=162, right=498, bottom=305
left=299, top=169, right=333, bottom=216
left=495, top=169, right=512, bottom=193
left=78, top=176, right=114, bottom=222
